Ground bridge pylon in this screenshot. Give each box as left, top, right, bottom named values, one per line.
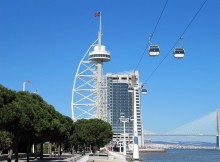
left=216, top=109, right=220, bottom=149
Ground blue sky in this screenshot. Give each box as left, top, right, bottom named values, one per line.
left=1, top=0, right=219, bottom=142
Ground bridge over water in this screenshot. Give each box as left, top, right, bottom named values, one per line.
left=144, top=109, right=220, bottom=148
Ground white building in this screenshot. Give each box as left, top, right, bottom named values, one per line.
left=106, top=71, right=144, bottom=147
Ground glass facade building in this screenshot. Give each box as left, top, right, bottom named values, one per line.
left=106, top=71, right=144, bottom=146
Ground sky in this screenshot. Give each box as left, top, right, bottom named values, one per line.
left=0, top=0, right=220, bottom=142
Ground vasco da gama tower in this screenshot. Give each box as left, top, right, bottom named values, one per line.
left=71, top=12, right=110, bottom=121
left=71, top=12, right=144, bottom=147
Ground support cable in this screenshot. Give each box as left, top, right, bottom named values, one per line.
left=134, top=0, right=169, bottom=71
left=151, top=0, right=169, bottom=38
left=143, top=0, right=208, bottom=84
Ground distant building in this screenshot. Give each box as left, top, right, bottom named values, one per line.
left=106, top=71, right=144, bottom=146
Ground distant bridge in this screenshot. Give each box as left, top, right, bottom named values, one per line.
left=144, top=109, right=220, bottom=149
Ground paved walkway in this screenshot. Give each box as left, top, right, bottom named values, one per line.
left=88, top=151, right=127, bottom=162
left=1, top=152, right=128, bottom=162
left=0, top=153, right=83, bottom=162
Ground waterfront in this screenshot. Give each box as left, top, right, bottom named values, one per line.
left=141, top=149, right=220, bottom=162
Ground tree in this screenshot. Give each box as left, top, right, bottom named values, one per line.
left=74, top=118, right=113, bottom=153
left=69, top=130, right=79, bottom=153
left=0, top=91, right=43, bottom=162
left=0, top=85, right=77, bottom=161
left=0, top=86, right=58, bottom=161
left=88, top=119, right=113, bottom=152
left=0, top=85, right=16, bottom=108
left=0, top=85, right=17, bottom=161
left=0, top=131, right=13, bottom=154
left=56, top=115, right=73, bottom=155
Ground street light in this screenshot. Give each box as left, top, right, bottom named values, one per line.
left=128, top=74, right=147, bottom=160
left=119, top=113, right=129, bottom=156
left=131, top=86, right=139, bottom=160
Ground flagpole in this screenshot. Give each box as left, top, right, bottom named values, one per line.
left=98, top=12, right=102, bottom=49
left=23, top=82, right=26, bottom=91
left=23, top=80, right=30, bottom=91
left=99, top=12, right=102, bottom=34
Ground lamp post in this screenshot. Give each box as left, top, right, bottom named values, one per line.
left=119, top=113, right=129, bottom=156
left=128, top=74, right=147, bottom=160
left=128, top=75, right=139, bottom=160
left=132, top=86, right=139, bottom=160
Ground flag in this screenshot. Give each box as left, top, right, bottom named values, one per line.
left=27, top=80, right=30, bottom=84
left=94, top=12, right=100, bottom=17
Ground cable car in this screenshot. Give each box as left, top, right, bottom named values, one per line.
left=120, top=113, right=125, bottom=118
left=174, top=47, right=185, bottom=59
left=149, top=45, right=160, bottom=56
left=128, top=86, right=134, bottom=93
left=141, top=88, right=147, bottom=95
left=148, top=34, right=160, bottom=56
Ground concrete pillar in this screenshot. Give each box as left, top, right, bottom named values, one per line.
left=97, top=61, right=103, bottom=119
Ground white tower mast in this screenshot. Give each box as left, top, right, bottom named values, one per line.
left=89, top=12, right=110, bottom=119
left=71, top=12, right=110, bottom=121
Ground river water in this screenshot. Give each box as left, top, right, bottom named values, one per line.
left=141, top=149, right=220, bottom=162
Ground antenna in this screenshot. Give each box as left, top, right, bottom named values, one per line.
left=98, top=12, right=102, bottom=49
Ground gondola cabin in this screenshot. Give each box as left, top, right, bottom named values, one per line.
left=141, top=88, right=147, bottom=95
left=120, top=113, right=125, bottom=118
left=128, top=86, right=134, bottom=93
left=149, top=45, right=160, bottom=56
left=174, top=47, right=185, bottom=59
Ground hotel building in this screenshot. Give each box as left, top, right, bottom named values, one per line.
left=106, top=71, right=144, bottom=146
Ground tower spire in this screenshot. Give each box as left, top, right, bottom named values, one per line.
left=98, top=11, right=102, bottom=49
left=89, top=12, right=110, bottom=120
left=72, top=11, right=110, bottom=121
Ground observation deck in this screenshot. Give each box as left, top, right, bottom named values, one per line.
left=89, top=45, right=110, bottom=62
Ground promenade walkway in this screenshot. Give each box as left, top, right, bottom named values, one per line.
left=0, top=153, right=83, bottom=162
left=0, top=151, right=128, bottom=162
left=88, top=151, right=127, bottom=162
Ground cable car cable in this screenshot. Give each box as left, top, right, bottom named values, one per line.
left=134, top=0, right=169, bottom=72
left=179, top=0, right=208, bottom=38
left=144, top=39, right=179, bottom=83
left=134, top=44, right=149, bottom=71
left=151, top=0, right=169, bottom=38
left=143, top=0, right=208, bottom=85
